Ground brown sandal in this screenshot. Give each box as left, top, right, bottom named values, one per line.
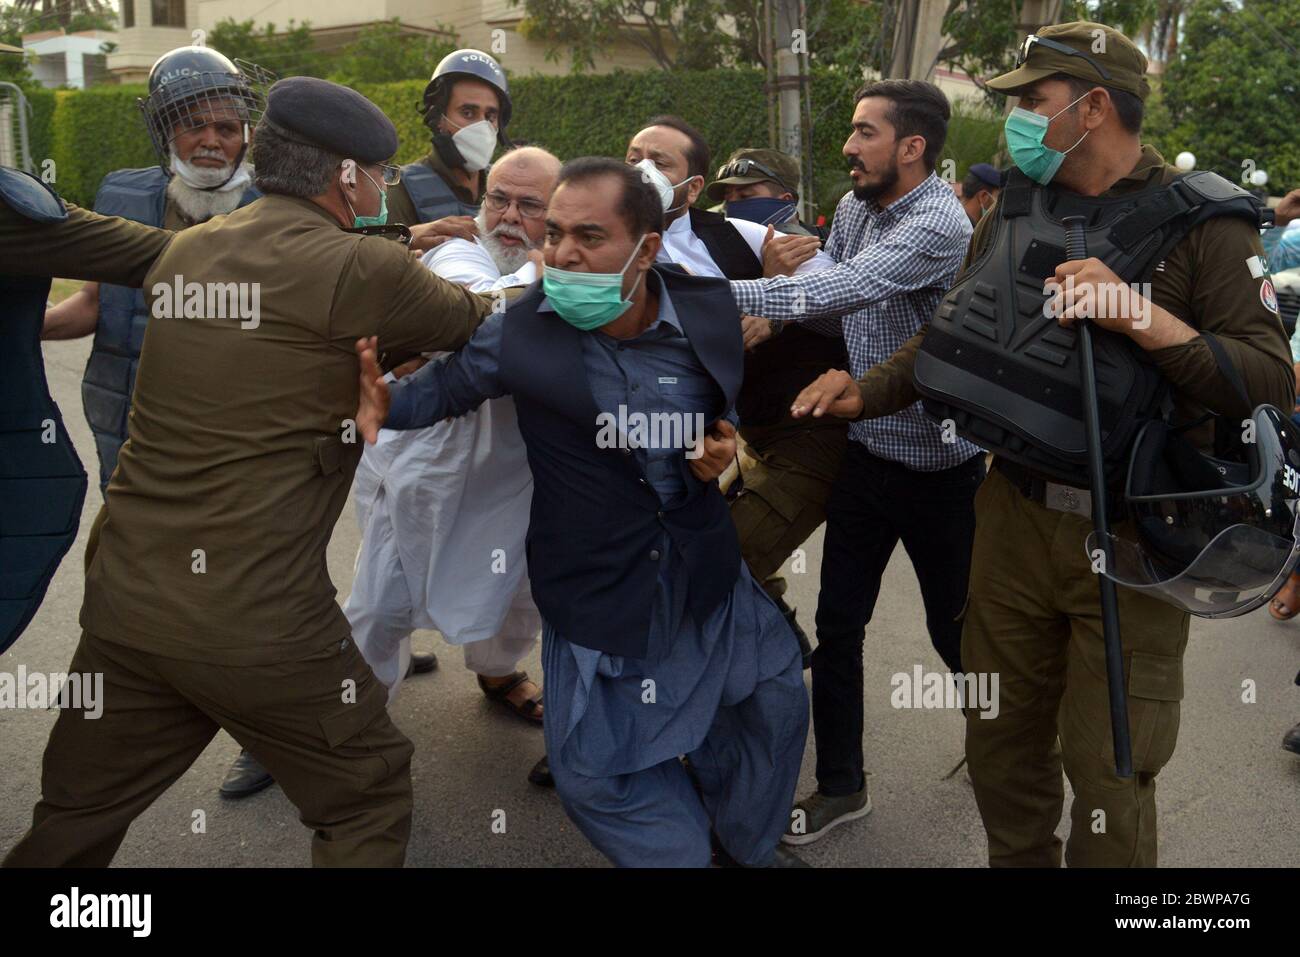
left=478, top=671, right=543, bottom=724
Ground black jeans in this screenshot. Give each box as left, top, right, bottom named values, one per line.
left=811, top=444, right=984, bottom=796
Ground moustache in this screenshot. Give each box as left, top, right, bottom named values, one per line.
left=490, top=223, right=532, bottom=244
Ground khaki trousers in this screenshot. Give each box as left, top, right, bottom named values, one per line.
left=963, top=466, right=1189, bottom=867
left=3, top=630, right=413, bottom=867
left=729, top=424, right=847, bottom=600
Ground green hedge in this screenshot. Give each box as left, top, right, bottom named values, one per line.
left=37, top=68, right=1004, bottom=216
left=49, top=85, right=155, bottom=205
left=24, top=86, right=56, bottom=174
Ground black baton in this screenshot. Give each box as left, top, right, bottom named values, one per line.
left=1061, top=214, right=1134, bottom=779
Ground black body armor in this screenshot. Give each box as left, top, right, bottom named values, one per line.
left=913, top=168, right=1268, bottom=485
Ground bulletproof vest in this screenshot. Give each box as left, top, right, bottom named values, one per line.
left=86, top=167, right=259, bottom=492
left=687, top=208, right=849, bottom=428
left=0, top=168, right=87, bottom=653
left=399, top=159, right=481, bottom=223
left=913, top=168, right=1267, bottom=486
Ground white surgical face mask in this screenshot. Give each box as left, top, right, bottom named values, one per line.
left=169, top=149, right=249, bottom=193
left=445, top=116, right=498, bottom=172
left=635, top=158, right=693, bottom=215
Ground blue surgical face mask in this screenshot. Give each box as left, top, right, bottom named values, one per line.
left=343, top=163, right=389, bottom=227
left=1003, top=91, right=1091, bottom=185
left=542, top=234, right=647, bottom=331
left=725, top=196, right=798, bottom=226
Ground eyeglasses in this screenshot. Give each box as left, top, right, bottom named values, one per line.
left=484, top=190, right=547, bottom=219
left=1016, top=34, right=1112, bottom=82
left=378, top=164, right=402, bottom=187
left=716, top=158, right=792, bottom=192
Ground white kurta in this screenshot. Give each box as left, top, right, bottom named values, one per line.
left=343, top=239, right=541, bottom=700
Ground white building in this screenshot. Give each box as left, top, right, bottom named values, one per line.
left=105, top=0, right=662, bottom=82
left=21, top=29, right=113, bottom=89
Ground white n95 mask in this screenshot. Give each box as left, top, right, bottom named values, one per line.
left=449, top=118, right=498, bottom=172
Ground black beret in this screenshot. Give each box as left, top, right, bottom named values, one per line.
left=262, top=76, right=398, bottom=163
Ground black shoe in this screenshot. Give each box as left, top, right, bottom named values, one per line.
left=406, top=651, right=439, bottom=678
left=1284, top=721, right=1300, bottom=756
left=775, top=596, right=813, bottom=670
left=527, top=754, right=554, bottom=787
left=219, top=749, right=275, bottom=799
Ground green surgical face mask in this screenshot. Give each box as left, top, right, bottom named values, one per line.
left=344, top=164, right=389, bottom=227
left=1003, top=91, right=1091, bottom=186
left=542, top=234, right=647, bottom=331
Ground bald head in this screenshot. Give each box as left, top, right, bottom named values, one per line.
left=487, top=146, right=561, bottom=196
left=478, top=146, right=561, bottom=275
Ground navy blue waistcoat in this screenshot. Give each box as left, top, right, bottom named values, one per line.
left=498, top=265, right=744, bottom=658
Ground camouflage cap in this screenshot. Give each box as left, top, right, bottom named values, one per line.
left=987, top=21, right=1151, bottom=101
left=706, top=147, right=800, bottom=202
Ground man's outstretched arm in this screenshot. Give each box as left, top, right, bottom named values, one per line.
left=790, top=328, right=927, bottom=423
left=354, top=311, right=509, bottom=441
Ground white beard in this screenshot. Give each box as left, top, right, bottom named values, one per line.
left=475, top=207, right=535, bottom=275
left=166, top=162, right=251, bottom=223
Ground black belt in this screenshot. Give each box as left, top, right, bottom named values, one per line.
left=992, top=458, right=1124, bottom=521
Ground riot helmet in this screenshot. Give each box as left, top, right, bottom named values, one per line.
left=138, top=46, right=269, bottom=190
left=418, top=49, right=512, bottom=170
left=1087, top=402, right=1300, bottom=618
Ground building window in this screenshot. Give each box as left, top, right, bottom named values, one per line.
left=122, top=0, right=134, bottom=29
left=151, top=0, right=185, bottom=27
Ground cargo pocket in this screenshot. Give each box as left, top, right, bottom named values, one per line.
left=318, top=689, right=388, bottom=749
left=1108, top=650, right=1184, bottom=775
left=731, top=466, right=808, bottom=579
left=316, top=642, right=407, bottom=787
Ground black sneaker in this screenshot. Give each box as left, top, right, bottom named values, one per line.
left=781, top=784, right=871, bottom=846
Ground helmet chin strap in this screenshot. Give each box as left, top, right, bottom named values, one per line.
left=431, top=125, right=470, bottom=173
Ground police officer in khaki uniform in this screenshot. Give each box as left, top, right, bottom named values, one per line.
left=2, top=77, right=492, bottom=868
left=792, top=22, right=1293, bottom=866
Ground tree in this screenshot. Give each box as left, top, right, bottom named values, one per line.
left=11, top=0, right=110, bottom=32
left=1151, top=0, right=1300, bottom=189
left=205, top=18, right=325, bottom=79
left=933, top=1, right=1167, bottom=97
left=326, top=19, right=458, bottom=85
left=1, top=4, right=37, bottom=88
left=513, top=0, right=880, bottom=73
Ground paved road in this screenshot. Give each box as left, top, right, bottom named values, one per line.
left=2, top=335, right=1296, bottom=867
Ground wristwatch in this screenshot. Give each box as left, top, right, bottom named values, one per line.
left=768, top=318, right=786, bottom=337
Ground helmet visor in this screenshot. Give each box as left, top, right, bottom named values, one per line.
left=1087, top=517, right=1300, bottom=618
left=1085, top=405, right=1300, bottom=618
